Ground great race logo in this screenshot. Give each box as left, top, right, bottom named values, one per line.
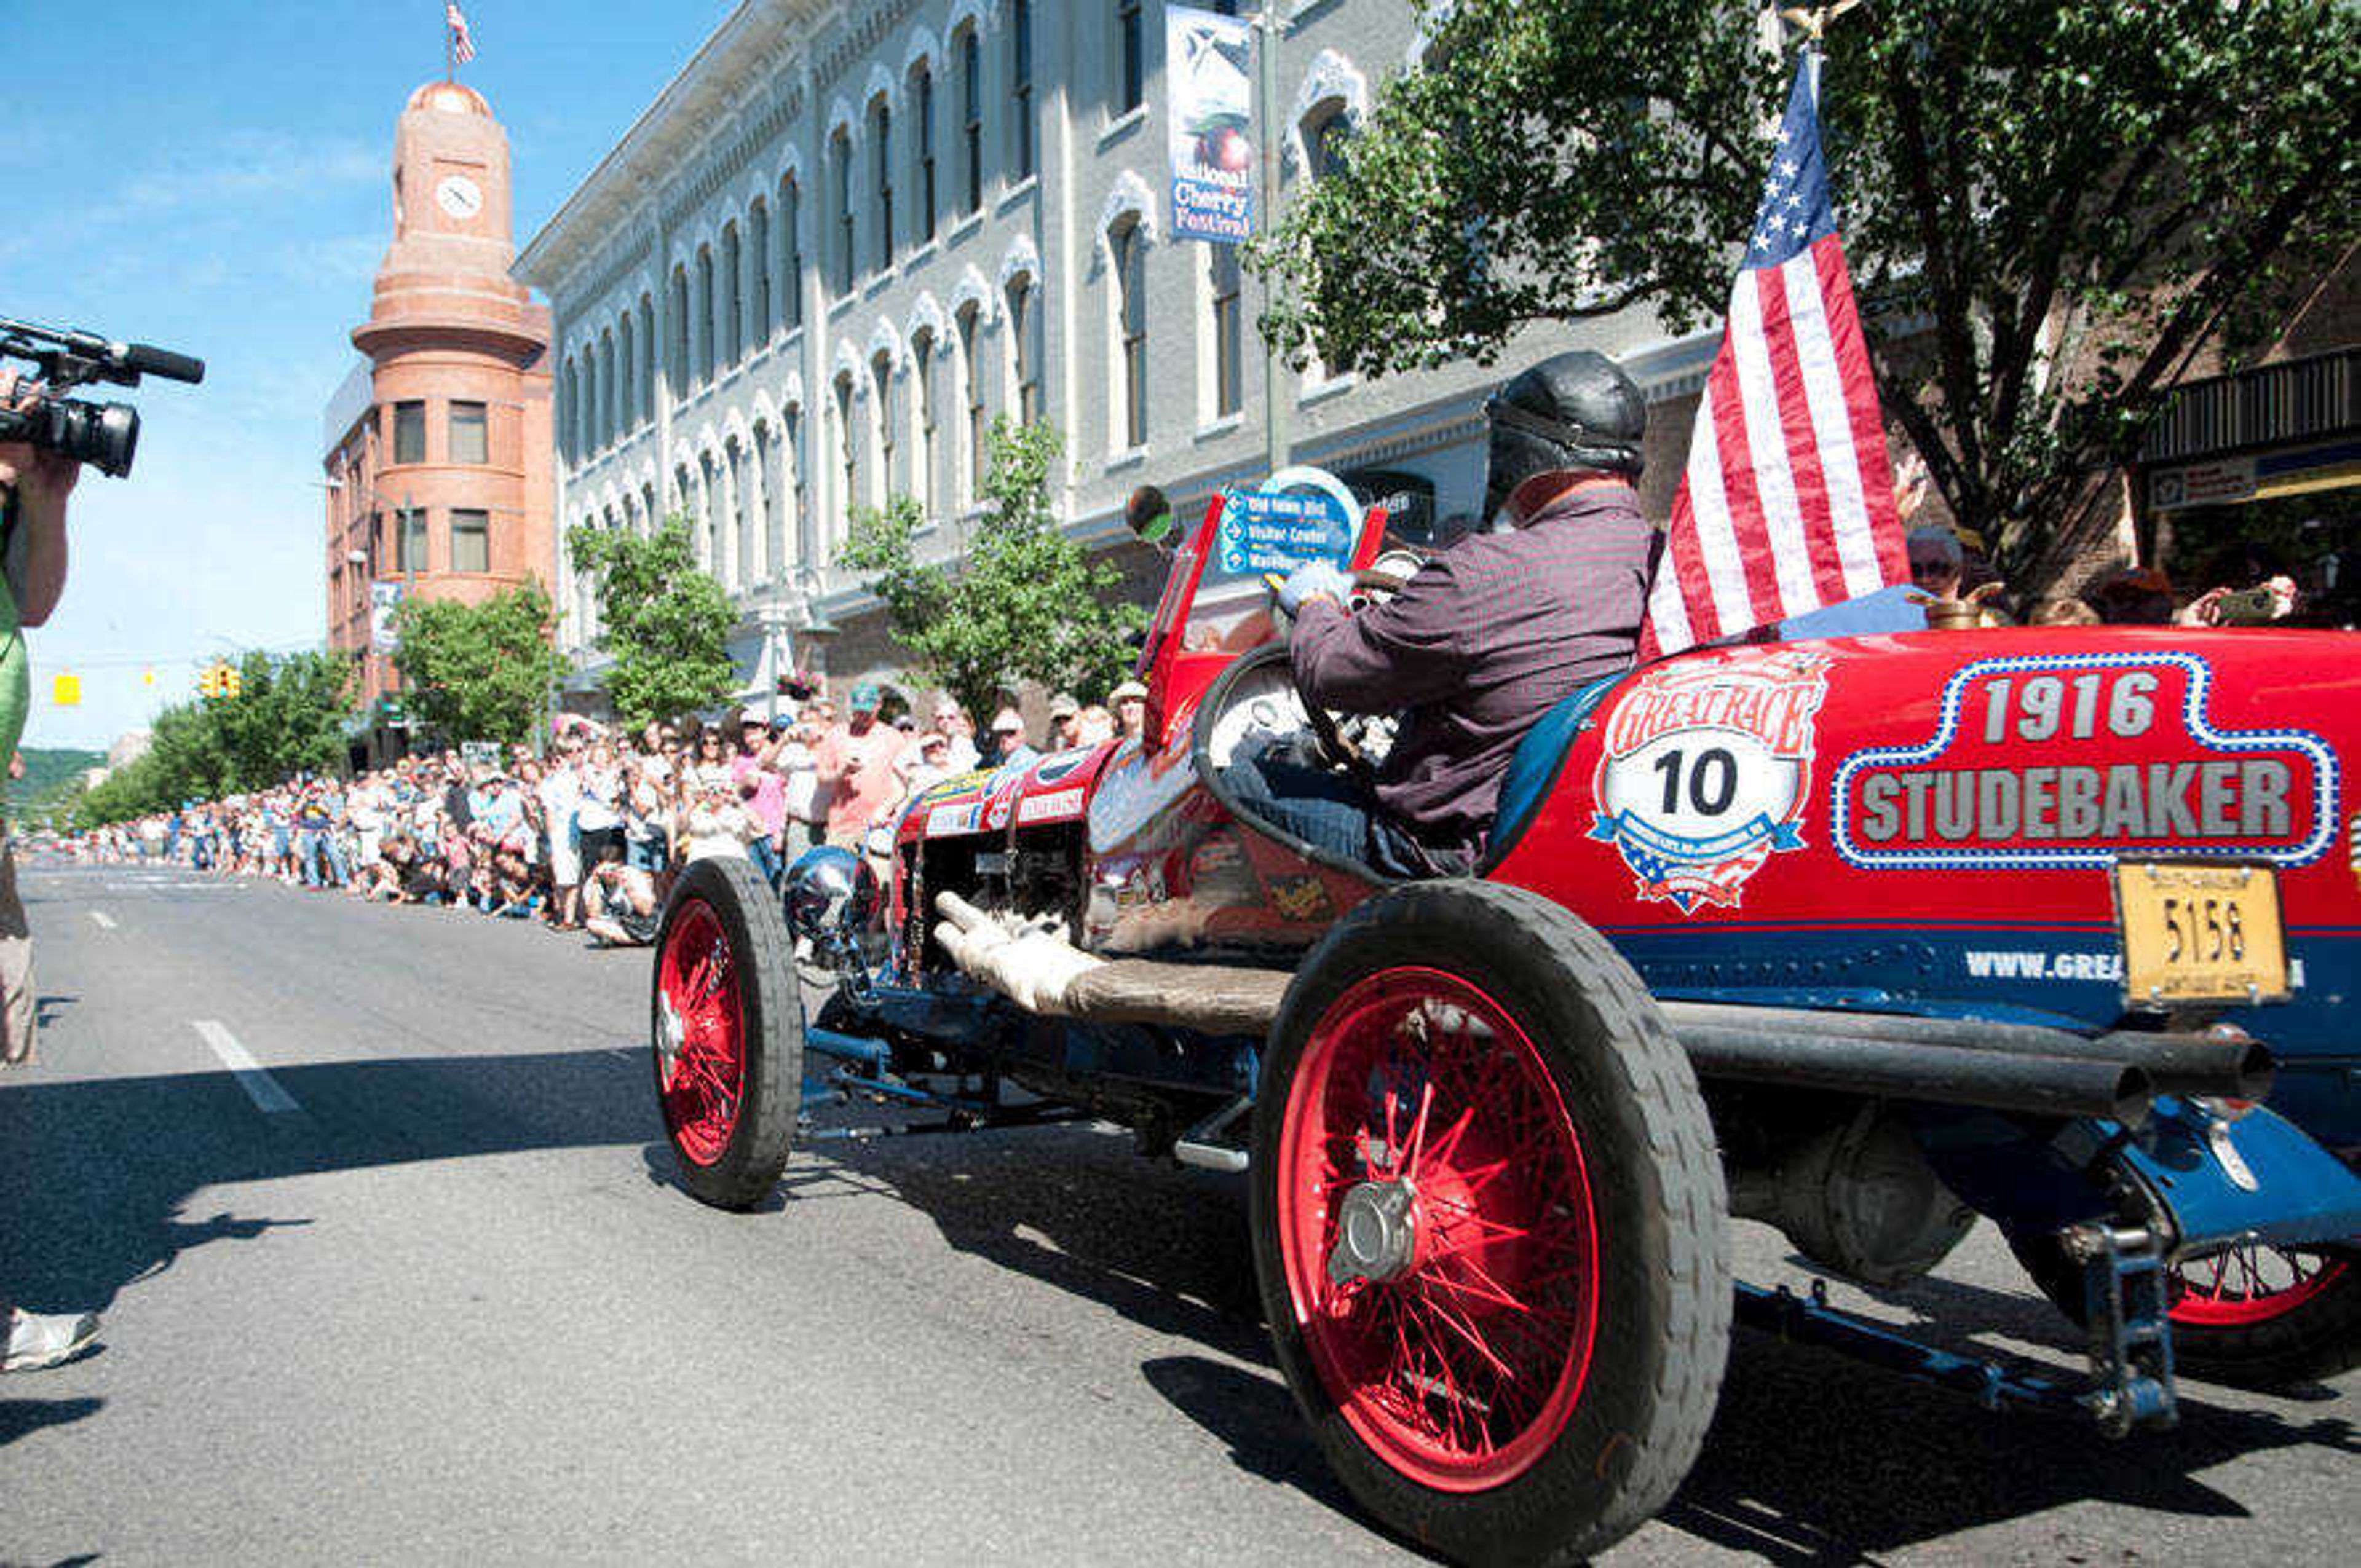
left=1588, top=648, right=1830, bottom=913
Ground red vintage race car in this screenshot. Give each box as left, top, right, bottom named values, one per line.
left=647, top=478, right=2360, bottom=1566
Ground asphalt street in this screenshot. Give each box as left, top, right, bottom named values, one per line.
left=2, top=860, right=2354, bottom=1566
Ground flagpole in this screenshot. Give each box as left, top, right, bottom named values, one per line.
left=444, top=2, right=454, bottom=82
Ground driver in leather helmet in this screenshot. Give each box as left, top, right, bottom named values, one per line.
left=1228, top=350, right=1656, bottom=876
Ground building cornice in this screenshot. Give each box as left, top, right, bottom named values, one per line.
left=517, top=0, right=828, bottom=299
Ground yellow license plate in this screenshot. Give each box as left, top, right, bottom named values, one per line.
left=2112, top=861, right=2290, bottom=1007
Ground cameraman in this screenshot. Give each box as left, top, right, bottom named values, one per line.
left=1, top=370, right=101, bottom=1371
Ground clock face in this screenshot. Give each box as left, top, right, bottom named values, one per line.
left=435, top=174, right=483, bottom=220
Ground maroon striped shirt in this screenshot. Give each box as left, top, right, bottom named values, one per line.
left=1289, top=485, right=1656, bottom=856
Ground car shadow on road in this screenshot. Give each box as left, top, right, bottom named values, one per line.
left=0, top=1045, right=658, bottom=1441
left=754, top=1122, right=2357, bottom=1561
left=1660, top=1326, right=2357, bottom=1562
left=781, top=1121, right=1271, bottom=1360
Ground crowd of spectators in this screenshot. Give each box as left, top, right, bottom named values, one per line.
left=66, top=681, right=1074, bottom=948
left=1907, top=525, right=2354, bottom=632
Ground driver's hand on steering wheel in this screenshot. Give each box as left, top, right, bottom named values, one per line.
left=1273, top=560, right=1353, bottom=619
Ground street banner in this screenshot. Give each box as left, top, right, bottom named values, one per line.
left=1167, top=4, right=1254, bottom=243
left=370, top=580, right=406, bottom=653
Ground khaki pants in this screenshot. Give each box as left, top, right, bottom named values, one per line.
left=1, top=839, right=34, bottom=1066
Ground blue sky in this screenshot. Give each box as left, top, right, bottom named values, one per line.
left=0, top=1, right=737, bottom=750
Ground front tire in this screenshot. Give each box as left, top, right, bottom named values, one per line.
left=651, top=856, right=802, bottom=1210
left=1250, top=881, right=1729, bottom=1566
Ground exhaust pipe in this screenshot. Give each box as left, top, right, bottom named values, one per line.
left=931, top=892, right=2182, bottom=1124
left=1674, top=1022, right=2153, bottom=1126
left=1659, top=1001, right=2271, bottom=1102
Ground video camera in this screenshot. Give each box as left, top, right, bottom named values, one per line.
left=0, top=314, right=204, bottom=479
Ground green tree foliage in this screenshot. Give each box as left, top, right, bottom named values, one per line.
left=1254, top=0, right=2359, bottom=582
left=568, top=516, right=741, bottom=730
left=6, top=747, right=103, bottom=832
left=389, top=581, right=566, bottom=746
left=838, top=419, right=1145, bottom=722
left=70, top=648, right=357, bottom=827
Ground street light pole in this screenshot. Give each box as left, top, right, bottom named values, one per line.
left=1256, top=1, right=1291, bottom=479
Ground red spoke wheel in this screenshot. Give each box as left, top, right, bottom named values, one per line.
left=2164, top=1240, right=2360, bottom=1385
left=651, top=856, right=802, bottom=1210
left=1252, top=882, right=1728, bottom=1566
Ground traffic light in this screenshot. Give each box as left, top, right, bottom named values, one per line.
left=198, top=664, right=219, bottom=699
left=221, top=664, right=243, bottom=699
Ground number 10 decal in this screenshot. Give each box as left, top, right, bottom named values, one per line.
left=1589, top=649, right=1830, bottom=914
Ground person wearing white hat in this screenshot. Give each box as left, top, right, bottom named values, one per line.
left=1048, top=693, right=1082, bottom=750
left=1110, top=679, right=1149, bottom=743
left=989, top=707, right=1038, bottom=770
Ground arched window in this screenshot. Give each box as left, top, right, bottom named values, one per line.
left=1010, top=0, right=1035, bottom=180
left=668, top=264, right=691, bottom=394
left=911, top=328, right=937, bottom=518
left=558, top=360, right=575, bottom=463
left=727, top=435, right=750, bottom=588
left=641, top=481, right=658, bottom=537
left=780, top=175, right=804, bottom=328
left=1006, top=274, right=1041, bottom=425
left=694, top=244, right=716, bottom=384
left=957, top=25, right=983, bottom=215
left=720, top=222, right=743, bottom=366
left=698, top=450, right=720, bottom=569
left=1297, top=100, right=1356, bottom=382
left=753, top=420, right=776, bottom=584
left=1110, top=219, right=1147, bottom=449
left=832, top=372, right=858, bottom=543
left=748, top=198, right=771, bottom=345
left=1116, top=0, right=1144, bottom=114
left=783, top=403, right=810, bottom=567
left=638, top=293, right=657, bottom=420
left=1208, top=244, right=1243, bottom=419
left=871, top=349, right=897, bottom=506
left=1302, top=100, right=1355, bottom=182
left=673, top=463, right=693, bottom=526
left=909, top=61, right=936, bottom=246
left=870, top=95, right=895, bottom=270
left=618, top=314, right=636, bottom=434
left=599, top=328, right=617, bottom=447
left=955, top=301, right=985, bottom=502
left=830, top=130, right=855, bottom=294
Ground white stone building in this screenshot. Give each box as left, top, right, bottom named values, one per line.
left=515, top=0, right=1714, bottom=704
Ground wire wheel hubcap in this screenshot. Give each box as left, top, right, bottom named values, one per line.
left=655, top=899, right=745, bottom=1166
left=1278, top=967, right=1601, bottom=1492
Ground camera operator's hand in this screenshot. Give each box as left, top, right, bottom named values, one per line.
left=0, top=373, right=80, bottom=512
left=0, top=372, right=76, bottom=628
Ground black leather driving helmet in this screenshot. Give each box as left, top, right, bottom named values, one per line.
left=1482, top=349, right=1646, bottom=517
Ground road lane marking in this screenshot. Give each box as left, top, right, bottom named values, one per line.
left=191, top=1020, right=300, bottom=1115
left=90, top=911, right=117, bottom=929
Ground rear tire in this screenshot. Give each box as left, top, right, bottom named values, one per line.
left=2014, top=1235, right=2361, bottom=1387
left=651, top=856, right=802, bottom=1210
left=1250, top=881, right=1728, bottom=1566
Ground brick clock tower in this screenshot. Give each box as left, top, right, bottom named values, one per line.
left=323, top=80, right=553, bottom=738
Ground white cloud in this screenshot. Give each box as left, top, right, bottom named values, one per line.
left=106, top=133, right=382, bottom=221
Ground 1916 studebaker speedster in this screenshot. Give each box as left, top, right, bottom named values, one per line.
left=646, top=477, right=2361, bottom=1565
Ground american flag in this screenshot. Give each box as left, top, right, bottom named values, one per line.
left=1640, top=51, right=1907, bottom=660
left=446, top=3, right=477, bottom=65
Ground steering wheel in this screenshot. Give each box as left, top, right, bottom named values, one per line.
left=1264, top=569, right=1406, bottom=779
